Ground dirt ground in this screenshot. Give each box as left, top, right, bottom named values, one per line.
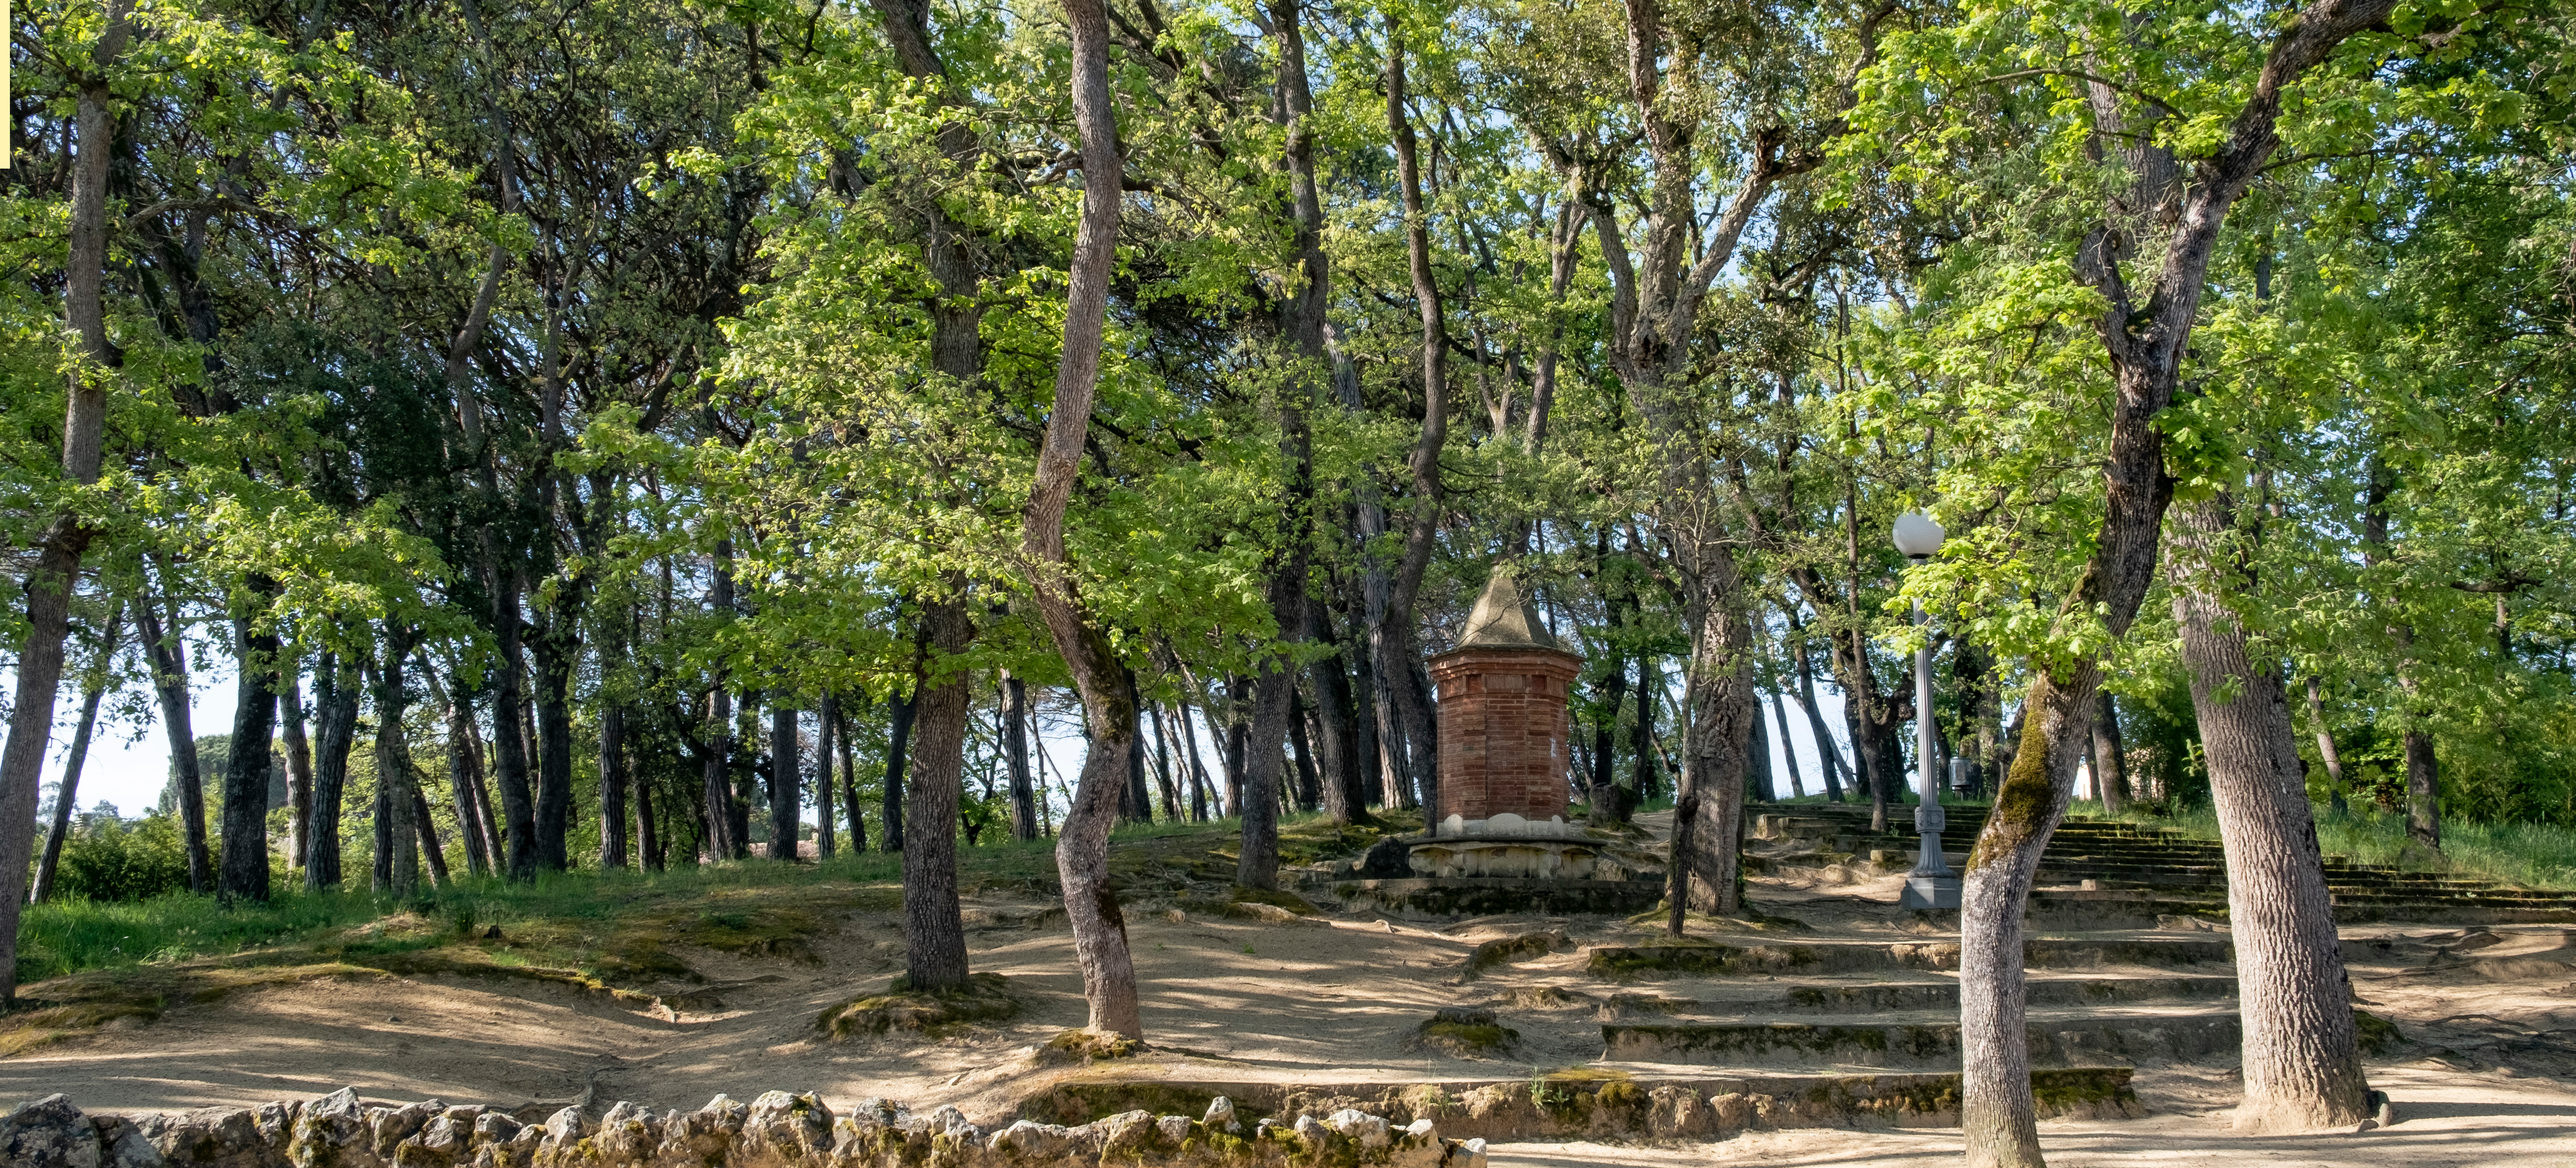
left=9, top=820, right=2576, bottom=1167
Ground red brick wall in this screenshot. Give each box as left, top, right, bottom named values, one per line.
left=1427, top=647, right=1583, bottom=825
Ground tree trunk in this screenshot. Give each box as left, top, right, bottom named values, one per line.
left=374, top=629, right=422, bottom=896
left=0, top=8, right=132, bottom=999
left=2305, top=675, right=2347, bottom=815
left=413, top=784, right=450, bottom=887
left=1627, top=655, right=1657, bottom=818
left=598, top=701, right=628, bottom=868
left=1306, top=599, right=1371, bottom=824
left=281, top=669, right=312, bottom=870
left=1379, top=27, right=1447, bottom=817
left=1770, top=694, right=1805, bottom=799
left=1592, top=639, right=1629, bottom=819
left=999, top=675, right=1035, bottom=840
left=1679, top=599, right=1756, bottom=917
left=2170, top=495, right=2370, bottom=1132
left=35, top=603, right=121, bottom=904
left=1023, top=0, right=1144, bottom=1038
left=220, top=593, right=284, bottom=904
left=2091, top=690, right=2128, bottom=813
left=903, top=598, right=975, bottom=988
left=1176, top=702, right=1211, bottom=821
left=835, top=700, right=868, bottom=852
left=1238, top=664, right=1292, bottom=887
left=307, top=655, right=359, bottom=889
left=698, top=541, right=738, bottom=863
left=1223, top=701, right=1247, bottom=820
left=136, top=583, right=213, bottom=892
left=492, top=570, right=539, bottom=879
left=882, top=689, right=914, bottom=851
left=2402, top=727, right=2439, bottom=849
left=1792, top=637, right=1847, bottom=801
left=770, top=702, right=801, bottom=860
left=1289, top=688, right=1323, bottom=814
left=445, top=687, right=494, bottom=877
left=532, top=630, right=576, bottom=871
left=729, top=695, right=756, bottom=852
left=815, top=692, right=838, bottom=859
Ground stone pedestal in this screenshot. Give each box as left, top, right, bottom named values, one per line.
left=1899, top=875, right=1962, bottom=910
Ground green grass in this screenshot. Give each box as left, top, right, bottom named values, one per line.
left=2089, top=800, right=2576, bottom=892
left=16, top=808, right=1402, bottom=989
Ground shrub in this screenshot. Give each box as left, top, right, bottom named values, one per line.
left=56, top=815, right=193, bottom=903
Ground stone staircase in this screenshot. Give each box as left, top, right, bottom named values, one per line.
left=1750, top=801, right=2576, bottom=924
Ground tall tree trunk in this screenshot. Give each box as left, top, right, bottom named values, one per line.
left=594, top=698, right=627, bottom=868
left=307, top=655, right=359, bottom=889
left=1379, top=24, right=1447, bottom=816
left=1747, top=693, right=1777, bottom=802
left=374, top=628, right=422, bottom=896
left=35, top=602, right=122, bottom=903
left=1307, top=598, right=1371, bottom=824
left=137, top=578, right=213, bottom=892
left=882, top=689, right=914, bottom=852
left=1150, top=702, right=1183, bottom=820
left=281, top=669, right=312, bottom=870
left=2091, top=691, right=2128, bottom=813
left=1770, top=694, right=1805, bottom=799
left=770, top=701, right=801, bottom=860
left=2170, top=495, right=2370, bottom=1132
left=2305, top=676, right=2347, bottom=815
left=1288, top=689, right=1323, bottom=814
left=1628, top=655, right=1657, bottom=816
left=443, top=683, right=493, bottom=877
left=1222, top=698, right=1247, bottom=820
left=730, top=694, right=756, bottom=853
left=413, top=784, right=450, bottom=887
left=491, top=571, right=539, bottom=879
left=815, top=693, right=838, bottom=859
left=1678, top=600, right=1757, bottom=916
left=698, top=541, right=738, bottom=863
left=532, top=631, right=576, bottom=871
left=2363, top=449, right=2437, bottom=848
left=994, top=675, right=1036, bottom=835
left=1239, top=666, right=1291, bottom=886
left=903, top=598, right=975, bottom=988
left=220, top=588, right=284, bottom=903
left=1591, top=652, right=1628, bottom=818
left=0, top=5, right=132, bottom=998
left=1175, top=702, right=1211, bottom=821
left=1023, top=0, right=1143, bottom=1037
left=1791, top=634, right=1847, bottom=801
left=835, top=701, right=868, bottom=852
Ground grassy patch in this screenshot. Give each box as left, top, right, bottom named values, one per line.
left=1035, top=1026, right=1144, bottom=1066
left=1415, top=1007, right=1520, bottom=1057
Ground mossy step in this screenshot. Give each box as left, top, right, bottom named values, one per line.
left=1018, top=1067, right=2140, bottom=1141
left=1770, top=974, right=2238, bottom=1013
left=1602, top=1012, right=2244, bottom=1068
left=1584, top=937, right=2232, bottom=979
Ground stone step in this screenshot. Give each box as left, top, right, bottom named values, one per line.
left=1600, top=1011, right=2244, bottom=1068
left=1021, top=1068, right=2142, bottom=1141
left=1767, top=974, right=2237, bottom=1013
left=1583, top=937, right=2233, bottom=979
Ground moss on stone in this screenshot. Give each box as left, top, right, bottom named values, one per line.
left=1038, top=1026, right=1145, bottom=1066
left=1416, top=1007, right=1521, bottom=1057
left=2353, top=1008, right=2403, bottom=1056
left=814, top=971, right=1018, bottom=1038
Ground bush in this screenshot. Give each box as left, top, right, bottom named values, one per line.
left=55, top=815, right=193, bottom=902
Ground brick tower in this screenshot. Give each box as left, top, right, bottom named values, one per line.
left=1428, top=567, right=1582, bottom=831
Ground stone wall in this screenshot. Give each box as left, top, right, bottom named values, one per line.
left=1, top=1088, right=1490, bottom=1168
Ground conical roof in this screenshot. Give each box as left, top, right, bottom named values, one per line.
left=1455, top=566, right=1564, bottom=651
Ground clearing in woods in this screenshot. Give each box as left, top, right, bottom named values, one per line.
left=8, top=808, right=2576, bottom=1167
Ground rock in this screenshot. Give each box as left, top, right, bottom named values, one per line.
left=654, top=1096, right=745, bottom=1167
left=6, top=1095, right=106, bottom=1168
left=1091, top=1111, right=1159, bottom=1159
left=1646, top=1085, right=1706, bottom=1137
left=1202, top=1096, right=1241, bottom=1135
left=985, top=1119, right=1086, bottom=1161
left=1323, top=1109, right=1390, bottom=1150
left=1456, top=1136, right=1490, bottom=1168
left=528, top=1107, right=588, bottom=1168
left=588, top=1103, right=659, bottom=1165
left=140, top=1106, right=281, bottom=1168
left=92, top=1118, right=167, bottom=1168
left=1354, top=836, right=1416, bottom=878
left=736, top=1092, right=832, bottom=1167
left=290, top=1090, right=379, bottom=1168
left=372, top=1101, right=444, bottom=1159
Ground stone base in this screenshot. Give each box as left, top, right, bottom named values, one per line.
left=1328, top=877, right=1668, bottom=919
left=1899, top=876, right=1962, bottom=910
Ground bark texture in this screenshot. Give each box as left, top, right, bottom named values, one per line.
left=903, top=599, right=976, bottom=988
left=2170, top=496, right=2370, bottom=1132
left=136, top=587, right=212, bottom=892
left=306, top=656, right=360, bottom=889
left=34, top=604, right=120, bottom=904
left=219, top=600, right=285, bottom=903
left=770, top=703, right=801, bottom=861
left=1025, top=0, right=1143, bottom=1038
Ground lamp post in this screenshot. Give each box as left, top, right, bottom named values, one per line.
left=1892, top=512, right=1959, bottom=910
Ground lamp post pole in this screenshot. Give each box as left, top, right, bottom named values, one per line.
left=1892, top=512, right=1958, bottom=909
